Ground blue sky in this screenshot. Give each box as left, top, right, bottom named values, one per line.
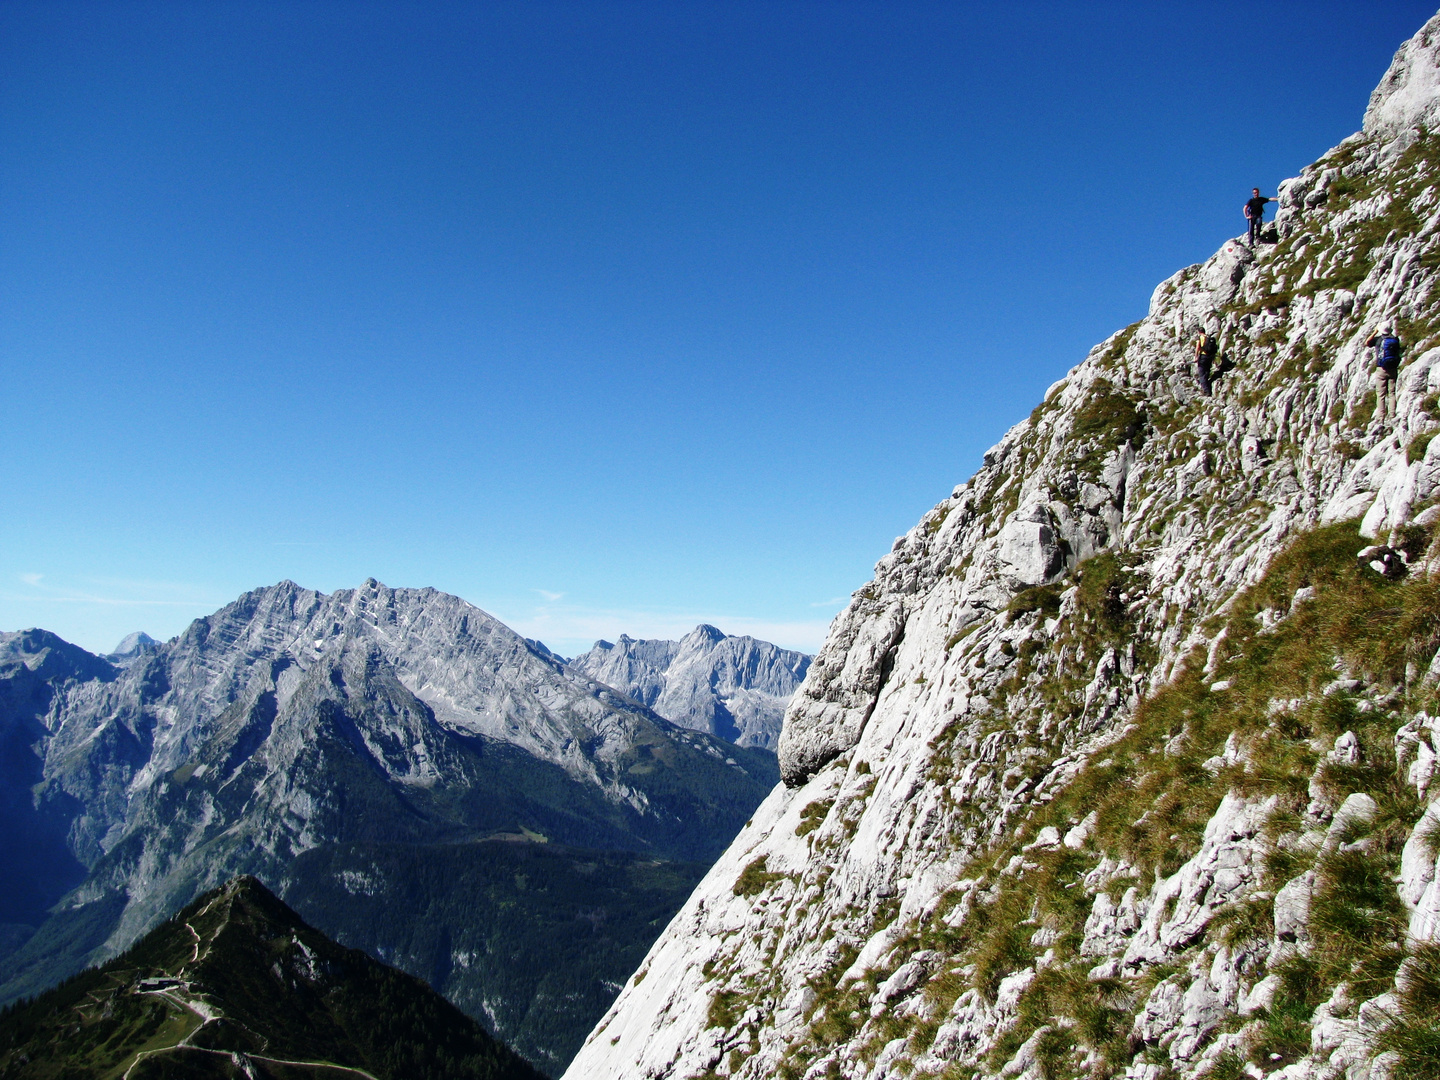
left=2, top=1, right=1434, bottom=658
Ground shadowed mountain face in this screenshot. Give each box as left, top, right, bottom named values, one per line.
left=569, top=624, right=811, bottom=749
left=0, top=632, right=115, bottom=938
left=0, top=582, right=776, bottom=1073
left=0, top=875, right=544, bottom=1080
left=280, top=841, right=708, bottom=1071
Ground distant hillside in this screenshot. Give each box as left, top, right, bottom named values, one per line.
left=0, top=875, right=542, bottom=1080
left=569, top=624, right=810, bottom=749
left=281, top=840, right=707, bottom=1070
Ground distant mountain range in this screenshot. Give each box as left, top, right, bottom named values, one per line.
left=0, top=875, right=543, bottom=1080
left=568, top=624, right=810, bottom=749
left=0, top=581, right=779, bottom=1074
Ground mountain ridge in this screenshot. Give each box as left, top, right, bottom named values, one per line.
left=0, top=580, right=776, bottom=1072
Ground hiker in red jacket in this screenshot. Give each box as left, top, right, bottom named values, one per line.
left=1245, top=188, right=1275, bottom=246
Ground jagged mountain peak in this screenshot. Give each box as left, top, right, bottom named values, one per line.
left=569, top=626, right=811, bottom=750
left=683, top=623, right=727, bottom=645
left=45, top=579, right=774, bottom=843
left=566, top=11, right=1440, bottom=1080
left=145, top=579, right=601, bottom=762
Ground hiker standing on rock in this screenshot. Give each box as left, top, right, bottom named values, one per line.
left=1193, top=324, right=1220, bottom=396
left=1366, top=325, right=1402, bottom=427
left=1244, top=188, right=1275, bottom=246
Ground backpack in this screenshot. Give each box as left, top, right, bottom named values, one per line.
left=1380, top=335, right=1401, bottom=367
left=1199, top=333, right=1219, bottom=359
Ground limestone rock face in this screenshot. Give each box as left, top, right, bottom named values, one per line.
left=777, top=598, right=905, bottom=786
left=569, top=624, right=811, bottom=749
left=1366, top=12, right=1440, bottom=140
left=565, top=11, right=1440, bottom=1080
left=996, top=502, right=1067, bottom=587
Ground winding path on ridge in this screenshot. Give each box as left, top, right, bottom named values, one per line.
left=113, top=896, right=381, bottom=1080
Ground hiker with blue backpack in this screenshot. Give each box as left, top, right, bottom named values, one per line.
left=1244, top=188, right=1275, bottom=246
left=1366, top=325, right=1402, bottom=426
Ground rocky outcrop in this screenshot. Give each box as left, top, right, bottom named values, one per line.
left=569, top=625, right=810, bottom=749
left=565, top=12, right=1440, bottom=1080
left=1365, top=11, right=1440, bottom=141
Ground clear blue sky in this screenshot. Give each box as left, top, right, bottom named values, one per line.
left=2, top=1, right=1433, bottom=658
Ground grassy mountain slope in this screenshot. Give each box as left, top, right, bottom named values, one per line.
left=0, top=876, right=543, bottom=1080
left=779, top=519, right=1440, bottom=1078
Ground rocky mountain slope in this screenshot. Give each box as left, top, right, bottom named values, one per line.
left=0, top=583, right=775, bottom=1074
left=0, top=875, right=543, bottom=1080
left=569, top=626, right=811, bottom=749
left=565, top=13, right=1440, bottom=1080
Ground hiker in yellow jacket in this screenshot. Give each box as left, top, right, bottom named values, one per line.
left=1193, top=326, right=1219, bottom=396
